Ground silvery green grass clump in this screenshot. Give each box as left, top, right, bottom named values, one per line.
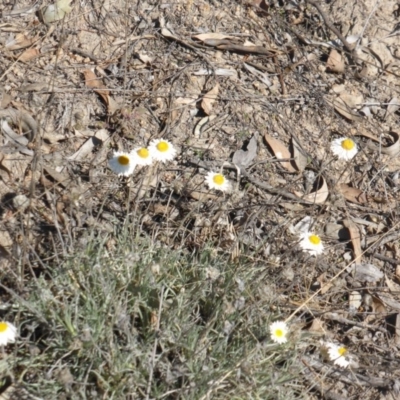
left=3, top=220, right=303, bottom=399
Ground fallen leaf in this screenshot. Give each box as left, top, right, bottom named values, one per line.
left=294, top=176, right=329, bottom=204
left=5, top=33, right=35, bottom=50
left=192, top=33, right=235, bottom=42
left=193, top=115, right=216, bottom=137
left=0, top=229, right=13, bottom=248
left=308, top=317, right=325, bottom=333
left=244, top=63, right=272, bottom=87
left=43, top=166, right=72, bottom=188
left=352, top=263, right=383, bottom=282
left=386, top=275, right=400, bottom=292
left=326, top=49, right=345, bottom=73
left=291, top=138, right=308, bottom=172
left=18, top=48, right=40, bottom=62
left=193, top=68, right=237, bottom=77
left=343, top=219, right=362, bottom=262
left=385, top=97, right=400, bottom=120
left=370, top=294, right=387, bottom=314
left=41, top=0, right=72, bottom=23
left=376, top=293, right=400, bottom=311
left=0, top=90, right=12, bottom=108
left=68, top=129, right=109, bottom=161
left=82, top=69, right=119, bottom=114
left=396, top=314, right=400, bottom=346
left=160, top=27, right=175, bottom=39
left=357, top=129, right=400, bottom=156
left=381, top=131, right=400, bottom=156
left=201, top=83, right=219, bottom=115
left=325, top=97, right=363, bottom=122
left=264, top=133, right=296, bottom=172
left=0, top=108, right=37, bottom=141
left=339, top=91, right=363, bottom=109
left=349, top=291, right=362, bottom=311
left=289, top=216, right=313, bottom=235
left=339, top=183, right=368, bottom=204
left=316, top=273, right=333, bottom=294
left=232, top=133, right=258, bottom=168
left=354, top=126, right=380, bottom=142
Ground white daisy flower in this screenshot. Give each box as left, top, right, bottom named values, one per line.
left=299, top=232, right=324, bottom=256
left=131, top=147, right=153, bottom=166
left=330, top=137, right=358, bottom=161
left=108, top=151, right=136, bottom=176
left=148, top=139, right=177, bottom=163
left=327, top=343, right=350, bottom=368
left=205, top=172, right=231, bottom=192
left=269, top=321, right=288, bottom=344
left=0, top=321, right=17, bottom=346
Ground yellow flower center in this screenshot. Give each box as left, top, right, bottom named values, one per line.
left=341, top=139, right=355, bottom=151
left=213, top=174, right=225, bottom=186
left=309, top=235, right=321, bottom=245
left=118, top=155, right=130, bottom=165
left=338, top=347, right=347, bottom=356
left=0, top=322, right=8, bottom=333
left=137, top=148, right=149, bottom=159
left=156, top=141, right=169, bottom=152
left=275, top=329, right=284, bottom=337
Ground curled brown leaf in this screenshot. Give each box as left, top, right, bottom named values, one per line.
left=294, top=176, right=329, bottom=204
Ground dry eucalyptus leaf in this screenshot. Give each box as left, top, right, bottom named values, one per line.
left=353, top=126, right=379, bottom=141
left=232, top=133, right=258, bottom=168
left=201, top=83, right=219, bottom=115
left=19, top=48, right=40, bottom=62
left=68, top=129, right=109, bottom=161
left=381, top=131, right=400, bottom=156
left=41, top=0, right=72, bottom=23
left=308, top=317, right=325, bottom=333
left=192, top=33, right=234, bottom=42
left=82, top=69, right=119, bottom=114
left=349, top=291, right=362, bottom=311
left=339, top=183, right=368, bottom=204
left=161, top=27, right=174, bottom=39
left=343, top=219, right=362, bottom=262
left=294, top=176, right=329, bottom=204
left=385, top=97, right=400, bottom=120
left=0, top=108, right=37, bottom=141
left=377, top=293, right=400, bottom=312
left=193, top=115, right=216, bottom=137
left=43, top=166, right=72, bottom=188
left=371, top=294, right=387, bottom=314
left=193, top=68, right=237, bottom=77
left=339, top=91, right=363, bottom=109
left=352, top=263, right=383, bottom=282
left=325, top=97, right=363, bottom=122
left=5, top=33, right=35, bottom=50
left=0, top=90, right=12, bottom=109
left=0, top=229, right=13, bottom=248
left=396, top=314, right=400, bottom=346
left=326, top=49, right=345, bottom=73
left=244, top=63, right=272, bottom=87
left=289, top=216, right=313, bottom=235
left=360, top=130, right=400, bottom=156
left=291, top=138, right=307, bottom=172
left=385, top=275, right=400, bottom=293
left=264, top=133, right=296, bottom=172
